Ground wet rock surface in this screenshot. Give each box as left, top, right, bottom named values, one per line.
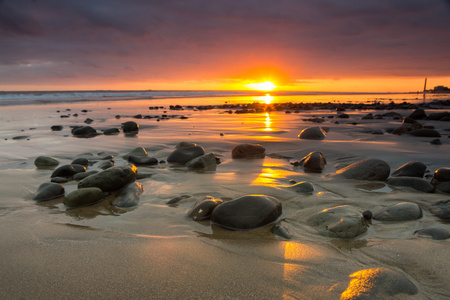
left=333, top=159, right=390, bottom=181
left=64, top=187, right=104, bottom=208
left=111, top=182, right=144, bottom=208
left=231, top=144, right=265, bottom=159
left=211, top=195, right=282, bottom=230
left=307, top=205, right=367, bottom=238
left=32, top=182, right=65, bottom=201
left=167, top=146, right=205, bottom=164
left=298, top=126, right=327, bottom=140
left=78, top=164, right=137, bottom=192
left=373, top=202, right=423, bottom=221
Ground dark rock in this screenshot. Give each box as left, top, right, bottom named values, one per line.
left=271, top=224, right=293, bottom=239
left=427, top=111, right=450, bottom=120
left=51, top=125, right=63, bottom=131
left=340, top=268, right=418, bottom=299
left=167, top=146, right=205, bottom=164
left=430, top=199, right=450, bottom=220
left=72, top=126, right=98, bottom=138
left=414, top=228, right=450, bottom=240
left=122, top=121, right=139, bottom=134
left=166, top=194, right=192, bottom=205
left=430, top=138, right=442, bottom=145
left=405, top=129, right=441, bottom=137
left=289, top=181, right=314, bottom=193
left=51, top=164, right=86, bottom=178
left=32, top=182, right=65, bottom=201
left=78, top=164, right=137, bottom=192
left=64, top=187, right=104, bottom=208
left=103, top=128, right=120, bottom=135
left=362, top=210, right=372, bottom=220
left=51, top=177, right=68, bottom=183
left=84, top=118, right=94, bottom=124
left=111, top=182, right=144, bottom=208
left=122, top=147, right=148, bottom=160
left=71, top=158, right=90, bottom=166
left=408, top=108, right=427, bottom=120
left=298, top=126, right=327, bottom=140
left=432, top=167, right=450, bottom=182
left=187, top=196, right=223, bottom=221
left=128, top=155, right=158, bottom=166
left=387, top=177, right=434, bottom=193
left=402, top=117, right=417, bottom=124
left=34, top=156, right=59, bottom=168
left=296, top=151, right=326, bottom=173
left=97, top=160, right=114, bottom=170
left=334, top=159, right=390, bottom=181
left=392, top=123, right=422, bottom=135
left=211, top=195, right=282, bottom=230
left=186, top=153, right=217, bottom=171
left=231, top=144, right=265, bottom=159
left=176, top=142, right=198, bottom=149
left=307, top=205, right=367, bottom=238
left=373, top=202, right=422, bottom=221
left=391, top=161, right=426, bottom=178
left=73, top=170, right=98, bottom=181
left=337, top=113, right=349, bottom=118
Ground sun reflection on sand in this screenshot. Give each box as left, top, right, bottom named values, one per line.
left=251, top=161, right=291, bottom=186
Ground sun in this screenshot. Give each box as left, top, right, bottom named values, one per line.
left=245, top=81, right=277, bottom=91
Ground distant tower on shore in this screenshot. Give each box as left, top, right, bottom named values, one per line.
left=423, top=77, right=427, bottom=103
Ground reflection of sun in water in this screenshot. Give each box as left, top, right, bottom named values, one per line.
left=245, top=81, right=277, bottom=91
left=264, top=113, right=272, bottom=131
left=253, top=93, right=274, bottom=104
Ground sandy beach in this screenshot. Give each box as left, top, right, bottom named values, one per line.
left=1, top=94, right=449, bottom=299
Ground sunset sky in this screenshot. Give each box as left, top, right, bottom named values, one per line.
left=1, top=0, right=449, bottom=92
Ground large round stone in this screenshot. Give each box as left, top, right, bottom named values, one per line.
left=51, top=164, right=86, bottom=178
left=387, top=177, right=435, bottom=193
left=122, top=121, right=139, bottom=133
left=297, top=151, right=326, bottom=173
left=32, top=182, right=65, bottom=201
left=307, top=205, right=367, bottom=238
left=34, top=156, right=60, bottom=168
left=432, top=167, right=450, bottom=182
left=78, top=164, right=137, bottom=192
left=298, top=126, right=327, bottom=140
left=341, top=268, right=418, bottom=299
left=187, top=196, right=224, bottom=221
left=373, top=202, right=422, bottom=221
left=211, top=195, right=282, bottom=230
left=122, top=147, right=148, bottom=160
left=167, top=146, right=205, bottom=165
left=231, top=144, right=265, bottom=159
left=64, top=187, right=104, bottom=208
left=430, top=199, right=450, bottom=220
left=72, top=126, right=98, bottom=138
left=111, top=182, right=144, bottom=208
left=405, top=129, right=441, bottom=137
left=334, top=159, right=390, bottom=181
left=414, top=227, right=450, bottom=240
left=391, top=161, right=426, bottom=178
left=186, top=153, right=217, bottom=171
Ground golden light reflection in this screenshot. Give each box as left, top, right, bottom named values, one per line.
left=251, top=161, right=291, bottom=186
left=252, top=93, right=274, bottom=104
left=245, top=81, right=277, bottom=91
left=340, top=269, right=380, bottom=300
left=264, top=113, right=272, bottom=131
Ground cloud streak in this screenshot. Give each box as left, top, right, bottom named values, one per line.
left=0, top=0, right=449, bottom=90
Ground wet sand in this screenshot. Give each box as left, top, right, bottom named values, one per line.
left=0, top=97, right=449, bottom=299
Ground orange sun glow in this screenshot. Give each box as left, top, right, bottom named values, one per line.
left=245, top=81, right=277, bottom=91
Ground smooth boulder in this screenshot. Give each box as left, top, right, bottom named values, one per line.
left=289, top=181, right=314, bottom=193
left=122, top=147, right=148, bottom=160
left=391, top=161, right=426, bottom=178
left=78, top=164, right=137, bottom=192
left=373, top=202, right=422, bottom=221
left=187, top=196, right=224, bottom=221
left=387, top=177, right=435, bottom=193
left=211, top=195, right=282, bottom=230
left=340, top=268, right=418, bottom=300
left=186, top=153, right=217, bottom=171
left=128, top=155, right=158, bottom=166
left=296, top=151, right=326, bottom=173
left=334, top=159, right=390, bottom=181
left=111, top=182, right=144, bottom=208
left=64, top=187, right=104, bottom=208
left=72, top=126, right=98, bottom=138
left=432, top=168, right=450, bottom=193
left=414, top=228, right=450, bottom=240
left=34, top=156, right=60, bottom=168
left=122, top=121, right=139, bottom=134
left=405, top=129, right=441, bottom=137
left=298, top=126, right=327, bottom=140
left=307, top=205, right=367, bottom=238
left=51, top=164, right=86, bottom=178
left=430, top=199, right=450, bottom=220
left=231, top=144, right=265, bottom=159
left=167, top=146, right=205, bottom=165
left=32, top=182, right=65, bottom=201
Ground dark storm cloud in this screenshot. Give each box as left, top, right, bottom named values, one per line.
left=0, top=0, right=449, bottom=87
